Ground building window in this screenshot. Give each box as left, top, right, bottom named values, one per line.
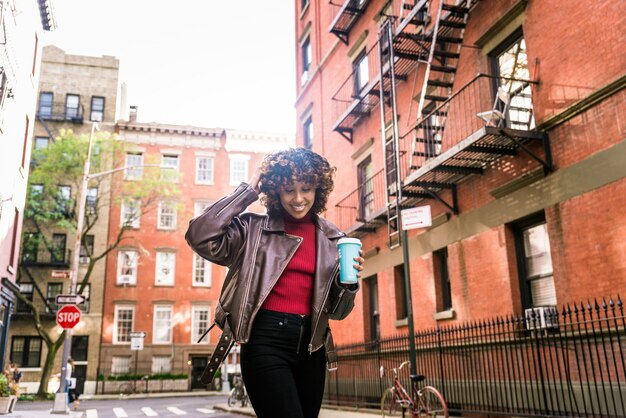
left=155, top=251, right=175, bottom=286
left=157, top=201, right=177, bottom=230
left=51, top=233, right=67, bottom=263
left=192, top=305, right=211, bottom=344
left=422, top=103, right=443, bottom=159
left=353, top=50, right=369, bottom=96
left=65, top=94, right=80, bottom=120
left=490, top=30, right=534, bottom=130
left=22, top=232, right=40, bottom=263
left=303, top=116, right=313, bottom=149
left=357, top=156, right=374, bottom=220
left=124, top=152, right=143, bottom=180
left=117, top=250, right=138, bottom=285
left=193, top=254, right=211, bottom=287
left=56, top=185, right=71, bottom=216
left=513, top=214, right=556, bottom=310
left=229, top=156, right=249, bottom=185
left=21, top=115, right=30, bottom=168
left=46, top=283, right=63, bottom=313
left=16, top=283, right=33, bottom=313
left=0, top=68, right=9, bottom=113
left=9, top=209, right=18, bottom=267
left=394, top=265, right=408, bottom=321
left=114, top=306, right=134, bottom=343
left=38, top=92, right=53, bottom=118
left=120, top=198, right=141, bottom=228
left=151, top=356, right=172, bottom=373
left=196, top=157, right=214, bottom=184
left=10, top=336, right=42, bottom=368
left=34, top=137, right=49, bottom=150
left=363, top=275, right=380, bottom=342
left=86, top=187, right=98, bottom=214
left=161, top=154, right=179, bottom=181
left=71, top=336, right=89, bottom=362
left=433, top=248, right=452, bottom=311
left=79, top=235, right=94, bottom=262
left=90, top=96, right=105, bottom=122
left=301, top=0, right=309, bottom=11
left=301, top=35, right=312, bottom=85
left=194, top=201, right=212, bottom=217
left=153, top=305, right=172, bottom=344
left=111, top=356, right=131, bottom=374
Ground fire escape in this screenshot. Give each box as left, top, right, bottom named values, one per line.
left=332, top=0, right=552, bottom=248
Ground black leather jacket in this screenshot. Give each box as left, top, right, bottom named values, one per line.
left=185, top=183, right=358, bottom=358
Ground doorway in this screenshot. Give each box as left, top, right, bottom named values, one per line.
left=190, top=356, right=209, bottom=390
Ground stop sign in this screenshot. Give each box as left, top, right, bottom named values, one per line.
left=56, top=305, right=81, bottom=329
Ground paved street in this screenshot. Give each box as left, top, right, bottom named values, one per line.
left=12, top=395, right=241, bottom=418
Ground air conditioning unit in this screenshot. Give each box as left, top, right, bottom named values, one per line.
left=119, top=275, right=134, bottom=285
left=525, top=306, right=559, bottom=330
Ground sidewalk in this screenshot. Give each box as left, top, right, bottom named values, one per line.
left=215, top=403, right=380, bottom=417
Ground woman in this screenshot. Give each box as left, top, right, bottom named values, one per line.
left=186, top=148, right=364, bottom=418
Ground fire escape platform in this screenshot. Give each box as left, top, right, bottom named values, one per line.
left=403, top=127, right=547, bottom=208
left=329, top=0, right=371, bottom=44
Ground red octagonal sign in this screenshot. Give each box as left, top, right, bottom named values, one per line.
left=56, top=305, right=81, bottom=329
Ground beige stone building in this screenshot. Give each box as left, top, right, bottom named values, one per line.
left=9, top=45, right=119, bottom=395
left=0, top=0, right=55, bottom=372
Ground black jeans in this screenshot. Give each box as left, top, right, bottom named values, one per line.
left=241, top=309, right=326, bottom=418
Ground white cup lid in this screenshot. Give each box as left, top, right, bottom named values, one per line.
left=337, top=237, right=362, bottom=246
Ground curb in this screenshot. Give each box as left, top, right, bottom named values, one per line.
left=79, top=390, right=224, bottom=401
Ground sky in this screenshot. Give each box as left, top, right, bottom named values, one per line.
left=43, top=0, right=297, bottom=135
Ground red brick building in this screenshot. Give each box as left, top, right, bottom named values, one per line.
left=294, top=0, right=625, bottom=353
left=99, top=114, right=292, bottom=389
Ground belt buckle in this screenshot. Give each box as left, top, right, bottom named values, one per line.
left=327, top=361, right=338, bottom=372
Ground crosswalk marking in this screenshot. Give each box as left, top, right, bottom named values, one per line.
left=85, top=409, right=98, bottom=418
left=167, top=406, right=187, bottom=415
left=113, top=407, right=129, bottom=417
left=141, top=406, right=158, bottom=416
left=197, top=408, right=216, bottom=414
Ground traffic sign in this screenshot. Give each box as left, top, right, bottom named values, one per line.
left=56, top=305, right=81, bottom=329
left=129, top=331, right=147, bottom=338
left=131, top=337, right=144, bottom=350
left=55, top=294, right=86, bottom=305
left=401, top=205, right=432, bottom=230
left=51, top=270, right=71, bottom=279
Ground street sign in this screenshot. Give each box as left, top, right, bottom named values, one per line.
left=129, top=331, right=147, bottom=338
left=51, top=270, right=71, bottom=279
left=56, top=305, right=81, bottom=329
left=131, top=337, right=144, bottom=350
left=401, top=205, right=432, bottom=230
left=55, top=294, right=86, bottom=305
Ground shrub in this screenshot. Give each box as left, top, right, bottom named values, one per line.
left=0, top=374, right=10, bottom=397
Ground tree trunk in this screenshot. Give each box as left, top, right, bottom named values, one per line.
left=36, top=334, right=65, bottom=399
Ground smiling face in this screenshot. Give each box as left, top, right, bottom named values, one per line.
left=279, top=180, right=316, bottom=219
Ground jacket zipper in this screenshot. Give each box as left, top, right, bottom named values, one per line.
left=309, top=263, right=340, bottom=353
left=242, top=233, right=302, bottom=342
left=236, top=224, right=264, bottom=338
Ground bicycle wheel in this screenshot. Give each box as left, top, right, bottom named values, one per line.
left=240, top=391, right=248, bottom=407
left=416, top=386, right=448, bottom=417
left=227, top=387, right=239, bottom=407
left=118, top=383, right=133, bottom=396
left=381, top=387, right=402, bottom=417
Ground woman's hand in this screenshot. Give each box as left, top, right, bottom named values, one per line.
left=248, top=166, right=263, bottom=193
left=353, top=249, right=365, bottom=278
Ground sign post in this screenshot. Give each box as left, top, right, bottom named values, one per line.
left=129, top=331, right=146, bottom=392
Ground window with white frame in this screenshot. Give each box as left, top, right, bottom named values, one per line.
left=301, top=35, right=312, bottom=85
left=111, top=356, right=131, bottom=374
left=120, top=198, right=141, bottom=228
left=193, top=254, right=211, bottom=287
left=155, top=251, right=175, bottom=286
left=196, top=156, right=214, bottom=184
left=229, top=156, right=249, bottom=185
left=157, top=201, right=177, bottom=229
left=192, top=305, right=211, bottom=344
left=194, top=201, right=212, bottom=217
left=124, top=152, right=143, bottom=180
left=114, top=306, right=134, bottom=343
left=153, top=305, right=173, bottom=344
left=353, top=49, right=369, bottom=95
left=161, top=154, right=179, bottom=181
left=303, top=115, right=313, bottom=149
left=151, top=356, right=172, bottom=373
left=117, top=250, right=138, bottom=285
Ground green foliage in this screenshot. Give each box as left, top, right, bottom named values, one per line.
left=0, top=374, right=10, bottom=397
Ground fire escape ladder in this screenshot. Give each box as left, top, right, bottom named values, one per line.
left=378, top=19, right=402, bottom=249
left=409, top=0, right=471, bottom=172
left=37, top=115, right=59, bottom=142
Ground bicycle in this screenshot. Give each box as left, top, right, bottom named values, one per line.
left=227, top=374, right=248, bottom=408
left=118, top=375, right=149, bottom=396
left=380, top=361, right=448, bottom=417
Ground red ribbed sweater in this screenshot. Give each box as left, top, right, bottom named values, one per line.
left=261, top=213, right=316, bottom=315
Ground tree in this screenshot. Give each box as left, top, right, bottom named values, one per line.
left=17, top=129, right=180, bottom=398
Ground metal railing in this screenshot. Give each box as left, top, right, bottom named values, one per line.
left=36, top=103, right=84, bottom=123
left=334, top=169, right=387, bottom=232
left=21, top=249, right=72, bottom=266
left=324, top=295, right=626, bottom=417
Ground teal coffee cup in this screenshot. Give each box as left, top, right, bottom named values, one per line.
left=337, top=237, right=362, bottom=284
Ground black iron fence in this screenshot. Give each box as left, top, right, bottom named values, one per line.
left=324, top=296, right=626, bottom=417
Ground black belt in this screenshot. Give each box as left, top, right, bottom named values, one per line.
left=198, top=322, right=235, bottom=384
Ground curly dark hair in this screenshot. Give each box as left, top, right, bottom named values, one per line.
left=258, top=148, right=336, bottom=217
